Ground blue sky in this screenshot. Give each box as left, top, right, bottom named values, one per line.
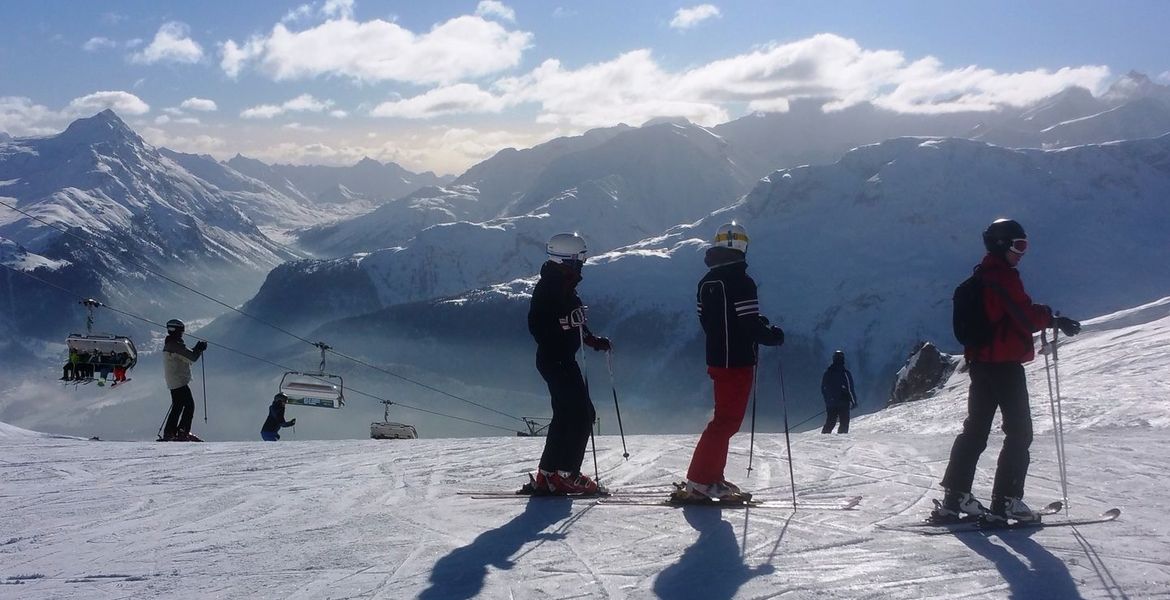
left=2, top=0, right=1168, bottom=174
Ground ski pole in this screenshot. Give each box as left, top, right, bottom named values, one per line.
left=778, top=357, right=797, bottom=509
left=605, top=350, right=630, bottom=459
left=1041, top=328, right=1070, bottom=514
left=1051, top=323, right=1070, bottom=513
left=746, top=361, right=759, bottom=474
left=201, top=351, right=208, bottom=424
left=574, top=308, right=600, bottom=484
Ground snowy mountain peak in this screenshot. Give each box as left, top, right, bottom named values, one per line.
left=1103, top=70, right=1170, bottom=105
left=58, top=109, right=142, bottom=147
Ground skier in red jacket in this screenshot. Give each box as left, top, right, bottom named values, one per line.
left=936, top=218, right=1081, bottom=523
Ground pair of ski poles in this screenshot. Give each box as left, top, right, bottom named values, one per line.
left=1041, top=324, right=1071, bottom=514
left=574, top=310, right=630, bottom=487
left=744, top=354, right=799, bottom=509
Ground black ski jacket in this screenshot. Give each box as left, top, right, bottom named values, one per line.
left=697, top=248, right=784, bottom=368
left=261, top=400, right=294, bottom=433
left=529, top=261, right=592, bottom=362
left=821, top=364, right=857, bottom=408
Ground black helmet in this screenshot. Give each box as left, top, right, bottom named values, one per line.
left=166, top=318, right=185, bottom=334
left=982, top=218, right=1026, bottom=254
left=833, top=350, right=845, bottom=364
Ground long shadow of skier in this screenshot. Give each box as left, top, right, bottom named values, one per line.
left=955, top=527, right=1083, bottom=600
left=418, top=497, right=574, bottom=600
left=653, top=506, right=775, bottom=600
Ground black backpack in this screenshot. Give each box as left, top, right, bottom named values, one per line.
left=953, top=272, right=993, bottom=347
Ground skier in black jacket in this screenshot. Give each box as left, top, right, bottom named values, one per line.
left=820, top=350, right=857, bottom=433
left=261, top=393, right=296, bottom=441
left=678, top=222, right=784, bottom=502
left=527, top=233, right=611, bottom=495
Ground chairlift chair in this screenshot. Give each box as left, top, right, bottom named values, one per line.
left=62, top=299, right=138, bottom=384
left=370, top=400, right=417, bottom=440
left=279, top=342, right=344, bottom=409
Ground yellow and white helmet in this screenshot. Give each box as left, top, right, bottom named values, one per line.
left=546, top=232, right=587, bottom=264
left=713, top=222, right=749, bottom=252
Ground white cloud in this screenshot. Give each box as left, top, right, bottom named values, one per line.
left=180, top=97, right=218, bottom=112
left=244, top=125, right=554, bottom=174
left=371, top=83, right=510, bottom=118
left=283, top=122, right=326, bottom=132
left=282, top=4, right=315, bottom=23
left=155, top=115, right=171, bottom=125
left=1157, top=71, right=1170, bottom=85
left=0, top=97, right=59, bottom=136
left=219, top=11, right=531, bottom=84
left=83, top=37, right=117, bottom=52
left=220, top=37, right=265, bottom=79
left=476, top=1, right=516, bottom=22
left=65, top=91, right=150, bottom=117
left=322, top=0, right=355, bottom=20
left=670, top=5, right=721, bottom=30
left=125, top=38, right=144, bottom=49
left=139, top=127, right=226, bottom=154
left=130, top=21, right=204, bottom=64
left=241, top=94, right=334, bottom=119
left=470, top=33, right=1108, bottom=127
left=329, top=109, right=348, bottom=118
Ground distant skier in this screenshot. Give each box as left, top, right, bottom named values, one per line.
left=820, top=350, right=857, bottom=433
left=161, top=318, right=207, bottom=442
left=527, top=233, right=611, bottom=495
left=261, top=393, right=297, bottom=441
left=678, top=223, right=784, bottom=502
left=936, top=218, right=1081, bottom=524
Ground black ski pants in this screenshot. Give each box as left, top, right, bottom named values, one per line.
left=822, top=406, right=850, bottom=433
left=164, top=385, right=196, bottom=439
left=941, top=362, right=1033, bottom=499
left=536, top=356, right=596, bottom=474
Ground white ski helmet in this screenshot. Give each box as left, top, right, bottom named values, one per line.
left=546, top=233, right=587, bottom=264
left=166, top=318, right=185, bottom=334
left=713, top=222, right=749, bottom=252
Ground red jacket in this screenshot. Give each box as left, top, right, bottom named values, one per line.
left=964, top=253, right=1053, bottom=364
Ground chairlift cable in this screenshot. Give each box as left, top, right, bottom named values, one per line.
left=0, top=263, right=520, bottom=434
left=0, top=199, right=527, bottom=424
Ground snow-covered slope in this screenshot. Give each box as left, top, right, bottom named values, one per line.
left=2, top=296, right=1168, bottom=598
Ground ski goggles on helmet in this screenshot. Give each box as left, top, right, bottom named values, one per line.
left=1008, top=238, right=1028, bottom=254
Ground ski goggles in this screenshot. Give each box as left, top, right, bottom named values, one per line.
left=1008, top=238, right=1028, bottom=254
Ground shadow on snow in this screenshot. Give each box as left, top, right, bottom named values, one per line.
left=653, top=505, right=775, bottom=599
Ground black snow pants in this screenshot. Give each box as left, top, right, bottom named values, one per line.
left=941, top=362, right=1033, bottom=499
left=822, top=406, right=850, bottom=433
left=164, top=385, right=196, bottom=439
left=536, top=356, right=596, bottom=474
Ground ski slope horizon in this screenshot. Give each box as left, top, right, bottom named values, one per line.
left=2, top=296, right=1168, bottom=598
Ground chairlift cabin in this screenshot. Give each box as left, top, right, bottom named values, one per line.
left=370, top=400, right=417, bottom=440
left=62, top=299, right=138, bottom=383
left=279, top=342, right=344, bottom=409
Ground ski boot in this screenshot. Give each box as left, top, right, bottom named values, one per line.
left=545, top=471, right=602, bottom=496
left=671, top=480, right=749, bottom=504
left=519, top=470, right=554, bottom=495
left=929, top=489, right=988, bottom=523
left=983, top=496, right=1041, bottom=526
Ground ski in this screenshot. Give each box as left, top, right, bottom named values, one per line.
left=887, top=500, right=1064, bottom=530
left=880, top=505, right=1121, bottom=536
left=597, top=495, right=862, bottom=511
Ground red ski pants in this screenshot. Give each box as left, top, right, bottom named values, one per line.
left=686, top=366, right=754, bottom=485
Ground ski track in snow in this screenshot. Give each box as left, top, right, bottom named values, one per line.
left=1, top=430, right=1168, bottom=599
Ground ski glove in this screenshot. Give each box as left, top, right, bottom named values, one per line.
left=764, top=325, right=785, bottom=347
left=1053, top=316, right=1081, bottom=337
left=193, top=340, right=208, bottom=352
left=286, top=418, right=296, bottom=427
left=584, top=335, right=612, bottom=352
